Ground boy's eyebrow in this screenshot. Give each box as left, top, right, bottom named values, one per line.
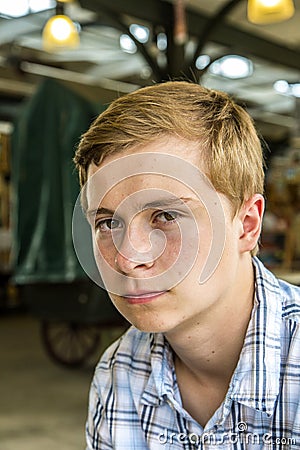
left=86, top=197, right=197, bottom=220
left=141, top=197, right=193, bottom=209
left=86, top=207, right=114, bottom=220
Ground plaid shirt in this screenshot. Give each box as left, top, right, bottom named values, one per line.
left=86, top=257, right=300, bottom=449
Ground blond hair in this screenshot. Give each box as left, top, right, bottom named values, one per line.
left=74, top=81, right=264, bottom=216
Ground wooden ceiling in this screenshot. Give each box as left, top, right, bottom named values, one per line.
left=0, top=0, right=300, bottom=140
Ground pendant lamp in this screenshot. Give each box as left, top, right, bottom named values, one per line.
left=247, top=0, right=295, bottom=24
left=42, top=0, right=79, bottom=51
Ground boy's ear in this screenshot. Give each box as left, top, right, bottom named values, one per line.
left=238, top=194, right=265, bottom=253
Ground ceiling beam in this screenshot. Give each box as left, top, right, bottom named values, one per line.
left=79, top=0, right=169, bottom=27
left=79, top=0, right=300, bottom=72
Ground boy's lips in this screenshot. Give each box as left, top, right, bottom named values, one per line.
left=122, top=291, right=167, bottom=304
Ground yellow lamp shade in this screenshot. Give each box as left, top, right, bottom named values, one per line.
left=247, top=0, right=295, bottom=24
left=43, top=15, right=79, bottom=51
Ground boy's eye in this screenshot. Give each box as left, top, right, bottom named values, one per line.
left=95, top=218, right=122, bottom=232
left=153, top=211, right=179, bottom=224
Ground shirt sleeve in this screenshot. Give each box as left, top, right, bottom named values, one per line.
left=86, top=379, right=113, bottom=450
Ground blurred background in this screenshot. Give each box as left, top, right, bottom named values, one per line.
left=1, top=0, right=300, bottom=448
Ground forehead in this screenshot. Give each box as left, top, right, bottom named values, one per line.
left=85, top=138, right=205, bottom=210
left=91, top=177, right=199, bottom=216
left=87, top=136, right=203, bottom=178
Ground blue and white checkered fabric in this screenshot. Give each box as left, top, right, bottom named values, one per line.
left=86, top=257, right=300, bottom=449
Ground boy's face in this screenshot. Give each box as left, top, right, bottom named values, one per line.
left=85, top=136, right=249, bottom=334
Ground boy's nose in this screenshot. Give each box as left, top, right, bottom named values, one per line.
left=114, top=224, right=166, bottom=275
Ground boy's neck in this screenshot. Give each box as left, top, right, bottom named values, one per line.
left=164, top=256, right=255, bottom=384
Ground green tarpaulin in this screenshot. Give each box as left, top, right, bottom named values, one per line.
left=11, top=78, right=100, bottom=284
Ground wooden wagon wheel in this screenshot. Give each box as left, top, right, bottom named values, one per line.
left=41, top=320, right=101, bottom=368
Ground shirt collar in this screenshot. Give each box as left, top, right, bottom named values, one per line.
left=141, top=333, right=175, bottom=406
left=229, top=257, right=282, bottom=416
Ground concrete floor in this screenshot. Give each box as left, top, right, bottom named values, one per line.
left=0, top=312, right=123, bottom=450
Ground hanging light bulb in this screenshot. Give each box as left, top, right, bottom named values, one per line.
left=42, top=1, right=79, bottom=51
left=247, top=0, right=295, bottom=24
left=43, top=14, right=79, bottom=50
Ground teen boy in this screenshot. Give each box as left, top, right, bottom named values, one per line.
left=74, top=81, right=300, bottom=449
